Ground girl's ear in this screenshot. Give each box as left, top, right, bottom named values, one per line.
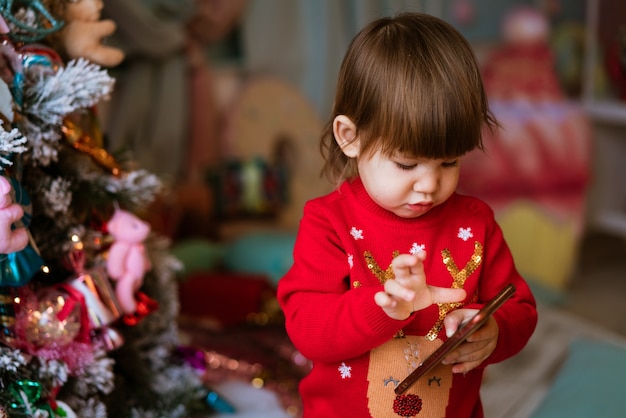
left=333, top=115, right=360, bottom=158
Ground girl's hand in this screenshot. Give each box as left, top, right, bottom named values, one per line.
left=374, top=252, right=466, bottom=320
left=441, top=308, right=499, bottom=373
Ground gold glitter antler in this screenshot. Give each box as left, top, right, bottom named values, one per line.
left=364, top=250, right=400, bottom=285
left=425, top=242, right=483, bottom=341
left=364, top=250, right=406, bottom=338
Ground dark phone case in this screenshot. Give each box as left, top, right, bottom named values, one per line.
left=395, top=283, right=516, bottom=395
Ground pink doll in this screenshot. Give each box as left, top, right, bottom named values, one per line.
left=105, top=207, right=152, bottom=314
left=0, top=175, right=28, bottom=254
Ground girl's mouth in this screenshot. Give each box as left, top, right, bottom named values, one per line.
left=407, top=202, right=433, bottom=214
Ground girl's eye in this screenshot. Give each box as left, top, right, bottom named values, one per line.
left=395, top=162, right=416, bottom=171
left=442, top=160, right=458, bottom=168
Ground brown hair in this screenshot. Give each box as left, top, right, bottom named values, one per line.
left=320, top=12, right=497, bottom=186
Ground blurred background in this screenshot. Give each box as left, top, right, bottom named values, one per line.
left=98, top=0, right=625, bottom=416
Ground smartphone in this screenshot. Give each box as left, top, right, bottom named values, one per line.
left=395, top=283, right=516, bottom=395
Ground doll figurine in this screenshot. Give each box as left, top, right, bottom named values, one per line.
left=45, top=0, right=124, bottom=67
left=105, top=208, right=152, bottom=315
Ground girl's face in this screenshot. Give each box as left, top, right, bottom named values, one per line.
left=357, top=149, right=461, bottom=218
left=333, top=115, right=461, bottom=219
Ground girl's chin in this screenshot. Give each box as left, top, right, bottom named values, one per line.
left=391, top=207, right=432, bottom=218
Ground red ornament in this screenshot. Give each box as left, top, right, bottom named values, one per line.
left=120, top=291, right=158, bottom=326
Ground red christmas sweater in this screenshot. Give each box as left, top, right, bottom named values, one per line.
left=278, top=177, right=537, bottom=418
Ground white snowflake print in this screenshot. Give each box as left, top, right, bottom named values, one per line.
left=347, top=254, right=354, bottom=269
left=457, top=227, right=473, bottom=241
left=338, top=362, right=352, bottom=379
left=410, top=243, right=425, bottom=255
left=350, top=227, right=364, bottom=240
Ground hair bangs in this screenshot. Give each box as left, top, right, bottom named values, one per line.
left=367, top=59, right=486, bottom=160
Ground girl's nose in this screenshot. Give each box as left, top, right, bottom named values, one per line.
left=413, top=168, right=439, bottom=195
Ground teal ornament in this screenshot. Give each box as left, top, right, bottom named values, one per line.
left=7, top=380, right=55, bottom=417
left=12, top=43, right=63, bottom=111
left=0, top=174, right=43, bottom=287
left=0, top=243, right=43, bottom=286
left=20, top=44, right=62, bottom=72
left=0, top=0, right=64, bottom=42
left=8, top=380, right=41, bottom=411
left=206, top=389, right=236, bottom=413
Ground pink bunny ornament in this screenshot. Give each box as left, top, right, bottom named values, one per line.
left=0, top=176, right=28, bottom=254
left=105, top=208, right=152, bottom=314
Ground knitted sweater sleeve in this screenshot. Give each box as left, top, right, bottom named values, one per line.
left=277, top=200, right=410, bottom=363
left=478, top=213, right=538, bottom=366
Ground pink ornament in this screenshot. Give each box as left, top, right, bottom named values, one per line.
left=105, top=208, right=152, bottom=315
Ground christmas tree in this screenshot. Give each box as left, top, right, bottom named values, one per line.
left=0, top=1, right=213, bottom=416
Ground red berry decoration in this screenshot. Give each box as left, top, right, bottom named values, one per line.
left=393, top=394, right=423, bottom=416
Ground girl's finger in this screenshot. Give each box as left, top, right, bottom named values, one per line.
left=384, top=279, right=415, bottom=301
left=430, top=286, right=466, bottom=305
